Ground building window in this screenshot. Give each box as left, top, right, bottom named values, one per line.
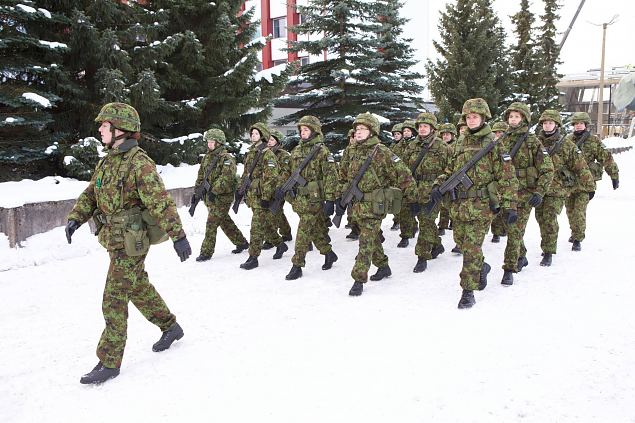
left=300, top=57, right=309, bottom=66
left=273, top=59, right=288, bottom=67
left=272, top=17, right=287, bottom=38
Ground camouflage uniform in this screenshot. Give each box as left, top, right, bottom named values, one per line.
left=396, top=119, right=418, bottom=241
left=433, top=99, right=518, bottom=295
left=287, top=116, right=338, bottom=269
left=535, top=111, right=594, bottom=256
left=489, top=121, right=510, bottom=239
left=196, top=129, right=247, bottom=258
left=564, top=112, right=620, bottom=243
left=338, top=113, right=416, bottom=288
left=67, top=103, right=186, bottom=369
left=406, top=113, right=451, bottom=262
left=437, top=123, right=457, bottom=231
left=390, top=123, right=404, bottom=230
left=268, top=130, right=293, bottom=242
left=499, top=102, right=554, bottom=274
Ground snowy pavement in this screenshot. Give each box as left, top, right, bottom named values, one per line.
left=1, top=152, right=634, bottom=423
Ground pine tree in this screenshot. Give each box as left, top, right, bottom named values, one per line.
left=425, top=0, right=511, bottom=123
left=534, top=0, right=563, bottom=112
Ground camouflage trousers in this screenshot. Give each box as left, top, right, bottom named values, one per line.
left=200, top=198, right=248, bottom=256
left=292, top=210, right=332, bottom=267
left=248, top=207, right=282, bottom=257
left=490, top=210, right=507, bottom=236
left=399, top=203, right=417, bottom=238
left=535, top=195, right=565, bottom=254
left=274, top=209, right=292, bottom=239
left=453, top=216, right=491, bottom=291
left=438, top=203, right=450, bottom=230
left=352, top=217, right=389, bottom=282
left=97, top=250, right=176, bottom=369
left=565, top=191, right=590, bottom=242
left=415, top=211, right=441, bottom=259
left=392, top=212, right=400, bottom=226
left=503, top=201, right=532, bottom=271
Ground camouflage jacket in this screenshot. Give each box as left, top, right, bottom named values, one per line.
left=338, top=135, right=416, bottom=220
left=500, top=126, right=554, bottom=200
left=240, top=141, right=278, bottom=209
left=195, top=146, right=237, bottom=204
left=567, top=130, right=619, bottom=182
left=288, top=134, right=338, bottom=214
left=405, top=134, right=452, bottom=203
left=538, top=129, right=595, bottom=197
left=271, top=145, right=292, bottom=185
left=390, top=138, right=409, bottom=160
left=434, top=124, right=518, bottom=221
left=67, top=139, right=185, bottom=251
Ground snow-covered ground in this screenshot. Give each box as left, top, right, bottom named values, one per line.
left=1, top=151, right=634, bottom=423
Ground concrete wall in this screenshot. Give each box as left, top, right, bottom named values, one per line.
left=0, top=187, right=194, bottom=248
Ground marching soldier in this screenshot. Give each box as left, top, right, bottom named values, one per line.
left=396, top=119, right=418, bottom=247
left=267, top=130, right=293, bottom=243
left=437, top=123, right=457, bottom=235
left=389, top=123, right=404, bottom=231
left=65, top=103, right=191, bottom=384
left=489, top=121, right=509, bottom=243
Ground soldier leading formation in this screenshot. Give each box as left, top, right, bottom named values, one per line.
left=65, top=100, right=620, bottom=385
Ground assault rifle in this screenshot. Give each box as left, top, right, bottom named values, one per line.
left=547, top=132, right=568, bottom=156
left=269, top=144, right=321, bottom=214
left=188, top=155, right=221, bottom=216
left=332, top=145, right=379, bottom=228
left=232, top=146, right=265, bottom=214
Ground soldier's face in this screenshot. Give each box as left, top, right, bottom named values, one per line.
left=207, top=140, right=217, bottom=150
left=542, top=120, right=557, bottom=132
left=494, top=131, right=505, bottom=140
left=573, top=122, right=586, bottom=132
left=465, top=113, right=483, bottom=129
left=267, top=136, right=278, bottom=148
left=442, top=132, right=453, bottom=142
left=299, top=126, right=312, bottom=140
left=459, top=126, right=467, bottom=134
left=507, top=111, right=523, bottom=127
left=392, top=132, right=402, bottom=141
left=98, top=121, right=123, bottom=145
left=250, top=129, right=261, bottom=142
left=354, top=125, right=371, bottom=142
left=402, top=128, right=413, bottom=138
left=418, top=124, right=431, bottom=137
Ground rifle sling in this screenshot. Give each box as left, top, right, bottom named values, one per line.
left=242, top=146, right=265, bottom=190
left=442, top=140, right=497, bottom=193
left=342, top=145, right=379, bottom=203
left=196, top=154, right=221, bottom=194
left=575, top=131, right=590, bottom=149
left=410, top=140, right=433, bottom=176
left=286, top=144, right=322, bottom=186
left=509, top=131, right=529, bottom=159
left=548, top=132, right=567, bottom=156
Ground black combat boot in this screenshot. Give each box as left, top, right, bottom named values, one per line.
left=517, top=256, right=529, bottom=272
left=390, top=222, right=400, bottom=231
left=196, top=254, right=211, bottom=262
left=491, top=235, right=500, bottom=243
left=272, top=242, right=288, bottom=259
left=285, top=265, right=303, bottom=280
left=540, top=253, right=553, bottom=266
left=346, top=230, right=359, bottom=240
left=370, top=265, right=392, bottom=281
left=152, top=322, right=184, bottom=352
left=231, top=242, right=249, bottom=254
left=322, top=250, right=338, bottom=270
left=458, top=290, right=475, bottom=309
left=349, top=281, right=364, bottom=296
left=397, top=238, right=409, bottom=248
left=240, top=256, right=258, bottom=270
left=451, top=245, right=461, bottom=254
left=568, top=236, right=573, bottom=243
left=282, top=234, right=293, bottom=242
left=479, top=262, right=491, bottom=290
left=262, top=241, right=274, bottom=250
left=413, top=257, right=427, bottom=273
left=80, top=362, right=120, bottom=385
left=501, top=270, right=514, bottom=286
left=431, top=244, right=445, bottom=259
left=378, top=231, right=385, bottom=243
left=438, top=228, right=445, bottom=236
left=572, top=240, right=581, bottom=251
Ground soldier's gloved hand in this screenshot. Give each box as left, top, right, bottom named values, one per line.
left=409, top=203, right=421, bottom=217
left=429, top=187, right=443, bottom=204
left=207, top=191, right=216, bottom=202
left=323, top=200, right=335, bottom=217
left=528, top=193, right=543, bottom=208
left=505, top=209, right=518, bottom=225
left=588, top=191, right=595, bottom=200
left=65, top=220, right=80, bottom=244
left=173, top=237, right=192, bottom=262
left=260, top=199, right=271, bottom=208
left=189, top=194, right=197, bottom=207
left=490, top=205, right=500, bottom=214
left=612, top=179, right=619, bottom=190
left=334, top=199, right=346, bottom=216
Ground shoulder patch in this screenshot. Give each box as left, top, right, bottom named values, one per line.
left=392, top=154, right=401, bottom=162
left=501, top=153, right=511, bottom=162
left=267, top=159, right=276, bottom=167
left=327, top=154, right=335, bottom=163
left=542, top=148, right=549, bottom=155
left=223, top=159, right=231, bottom=165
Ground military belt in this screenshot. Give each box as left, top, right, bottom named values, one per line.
left=98, top=207, right=142, bottom=224
left=452, top=189, right=488, bottom=200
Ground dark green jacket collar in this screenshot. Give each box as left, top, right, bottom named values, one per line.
left=111, top=138, right=138, bottom=155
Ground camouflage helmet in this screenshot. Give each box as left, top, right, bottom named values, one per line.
left=491, top=121, right=509, bottom=132
left=297, top=115, right=322, bottom=135
left=402, top=119, right=417, bottom=133
left=538, top=109, right=562, bottom=126
left=250, top=122, right=271, bottom=141
left=504, top=101, right=531, bottom=123
left=270, top=129, right=285, bottom=143
left=203, top=128, right=226, bottom=144
left=391, top=123, right=403, bottom=134
left=95, top=102, right=141, bottom=132
left=438, top=123, right=457, bottom=136
left=415, top=112, right=438, bottom=130
left=570, top=111, right=591, bottom=125
left=353, top=112, right=380, bottom=135
left=461, top=98, right=492, bottom=119
left=457, top=117, right=466, bottom=129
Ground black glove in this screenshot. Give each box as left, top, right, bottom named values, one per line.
left=505, top=209, right=518, bottom=225
left=528, top=193, right=543, bottom=208
left=65, top=220, right=80, bottom=244
left=612, top=179, right=619, bottom=190
left=207, top=191, right=216, bottom=202
left=323, top=200, right=335, bottom=217
left=334, top=199, right=346, bottom=216
left=173, top=237, right=192, bottom=262
left=588, top=191, right=595, bottom=201
left=409, top=203, right=421, bottom=216
left=429, top=187, right=443, bottom=204
left=190, top=194, right=197, bottom=207
left=490, top=205, right=500, bottom=214
left=260, top=199, right=271, bottom=208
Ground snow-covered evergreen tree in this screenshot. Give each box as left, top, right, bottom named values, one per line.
left=534, top=0, right=563, bottom=112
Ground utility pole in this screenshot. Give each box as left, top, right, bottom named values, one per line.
left=592, top=15, right=618, bottom=137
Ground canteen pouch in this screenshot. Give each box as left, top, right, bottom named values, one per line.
left=123, top=210, right=150, bottom=256
left=141, top=209, right=169, bottom=245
